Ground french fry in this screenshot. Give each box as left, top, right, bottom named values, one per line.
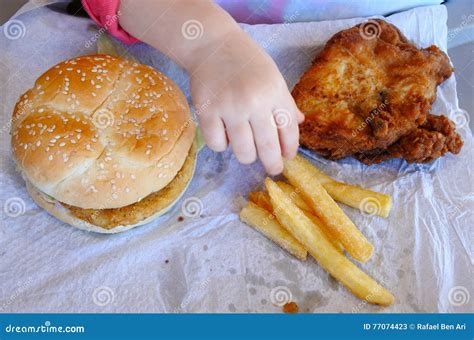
left=240, top=202, right=307, bottom=261
left=303, top=211, right=344, bottom=253
left=294, top=155, right=392, bottom=217
left=276, top=181, right=312, bottom=212
left=248, top=191, right=273, bottom=213
left=265, top=178, right=394, bottom=306
left=283, top=156, right=374, bottom=263
left=251, top=190, right=344, bottom=253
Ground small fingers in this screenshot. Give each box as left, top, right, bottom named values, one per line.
left=296, top=109, right=305, bottom=124
left=272, top=109, right=300, bottom=159
left=198, top=113, right=228, bottom=152
left=226, top=121, right=257, bottom=164
left=250, top=116, right=283, bottom=175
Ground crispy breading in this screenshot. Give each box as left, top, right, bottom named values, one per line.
left=356, top=114, right=463, bottom=163
left=292, top=19, right=462, bottom=163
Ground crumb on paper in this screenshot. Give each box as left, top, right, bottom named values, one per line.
left=283, top=302, right=299, bottom=314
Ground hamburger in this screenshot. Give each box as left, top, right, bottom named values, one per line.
left=11, top=55, right=197, bottom=233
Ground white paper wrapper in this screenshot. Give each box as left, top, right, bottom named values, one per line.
left=0, top=4, right=472, bottom=313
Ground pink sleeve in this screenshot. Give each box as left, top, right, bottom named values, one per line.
left=81, top=0, right=139, bottom=45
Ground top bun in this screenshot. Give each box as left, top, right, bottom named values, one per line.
left=11, top=55, right=195, bottom=209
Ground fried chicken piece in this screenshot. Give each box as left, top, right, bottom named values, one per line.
left=292, top=19, right=463, bottom=163
left=356, top=115, right=463, bottom=163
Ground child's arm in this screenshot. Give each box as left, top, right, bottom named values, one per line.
left=119, top=0, right=303, bottom=174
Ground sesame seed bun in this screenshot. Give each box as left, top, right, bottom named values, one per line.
left=11, top=55, right=195, bottom=210
left=11, top=55, right=197, bottom=232
left=25, top=142, right=197, bottom=233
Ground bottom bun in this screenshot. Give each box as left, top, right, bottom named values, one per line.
left=27, top=142, right=197, bottom=234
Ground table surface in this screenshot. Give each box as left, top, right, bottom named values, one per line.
left=1, top=0, right=472, bottom=127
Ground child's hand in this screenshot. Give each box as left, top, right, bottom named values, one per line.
left=189, top=31, right=303, bottom=175
left=120, top=0, right=303, bottom=174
